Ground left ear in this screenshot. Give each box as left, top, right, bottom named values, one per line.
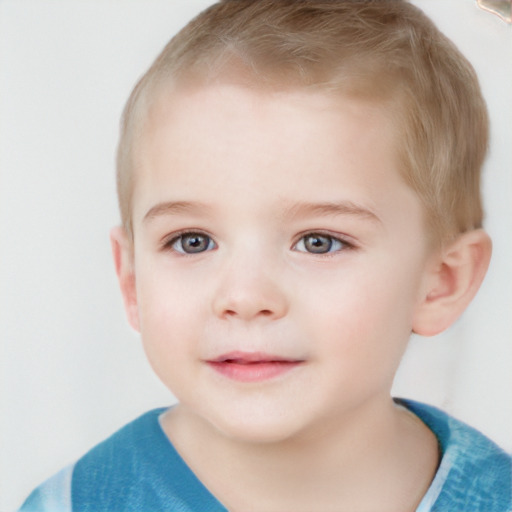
left=412, top=229, right=492, bottom=337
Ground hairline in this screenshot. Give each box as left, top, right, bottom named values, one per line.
left=116, top=1, right=488, bottom=249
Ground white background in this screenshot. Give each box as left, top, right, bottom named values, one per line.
left=1, top=1, right=510, bottom=510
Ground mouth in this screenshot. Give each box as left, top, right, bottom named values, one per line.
left=206, top=351, right=305, bottom=383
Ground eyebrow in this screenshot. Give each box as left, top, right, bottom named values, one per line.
left=143, top=201, right=213, bottom=223
left=142, top=199, right=381, bottom=224
left=282, top=200, right=381, bottom=223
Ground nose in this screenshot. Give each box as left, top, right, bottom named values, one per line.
left=212, top=255, right=289, bottom=322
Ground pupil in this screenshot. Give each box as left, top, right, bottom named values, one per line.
left=184, top=234, right=207, bottom=252
left=306, top=235, right=331, bottom=253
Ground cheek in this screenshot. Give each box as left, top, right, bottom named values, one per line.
left=136, top=258, right=205, bottom=327
left=134, top=268, right=204, bottom=372
left=300, top=260, right=420, bottom=353
left=303, top=282, right=414, bottom=398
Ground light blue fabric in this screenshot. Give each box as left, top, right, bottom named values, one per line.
left=19, top=400, right=512, bottom=511
left=19, top=465, right=73, bottom=512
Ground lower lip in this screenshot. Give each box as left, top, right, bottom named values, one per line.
left=207, top=361, right=302, bottom=382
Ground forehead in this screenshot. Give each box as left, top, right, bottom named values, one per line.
left=133, top=81, right=419, bottom=228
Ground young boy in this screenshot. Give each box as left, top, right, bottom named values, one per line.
left=20, top=1, right=511, bottom=511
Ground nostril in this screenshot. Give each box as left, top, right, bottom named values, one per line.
left=222, top=308, right=274, bottom=318
left=213, top=288, right=288, bottom=321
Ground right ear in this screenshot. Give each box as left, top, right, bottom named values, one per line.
left=110, top=226, right=140, bottom=332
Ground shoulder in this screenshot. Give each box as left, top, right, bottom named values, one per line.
left=20, top=408, right=226, bottom=512
left=18, top=465, right=73, bottom=512
left=70, top=407, right=169, bottom=508
left=71, top=407, right=216, bottom=511
left=398, top=399, right=512, bottom=512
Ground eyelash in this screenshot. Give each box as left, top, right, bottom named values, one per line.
left=161, top=230, right=355, bottom=256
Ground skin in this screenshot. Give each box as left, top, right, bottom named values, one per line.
left=111, top=81, right=491, bottom=511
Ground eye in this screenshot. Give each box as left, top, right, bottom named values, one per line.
left=168, top=232, right=216, bottom=254
left=294, top=233, right=348, bottom=254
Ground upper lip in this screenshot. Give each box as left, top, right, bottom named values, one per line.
left=208, top=351, right=303, bottom=364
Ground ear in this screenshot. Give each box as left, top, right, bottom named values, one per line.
left=412, top=229, right=492, bottom=337
left=110, top=226, right=140, bottom=332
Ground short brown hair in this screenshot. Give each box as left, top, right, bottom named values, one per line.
left=116, top=0, right=489, bottom=243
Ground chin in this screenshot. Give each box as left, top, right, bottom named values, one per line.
left=202, top=404, right=309, bottom=445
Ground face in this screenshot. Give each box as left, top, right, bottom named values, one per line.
left=123, top=82, right=435, bottom=443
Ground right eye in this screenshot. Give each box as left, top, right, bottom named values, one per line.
left=168, top=232, right=216, bottom=254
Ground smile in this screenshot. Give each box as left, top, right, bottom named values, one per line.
left=206, top=351, right=305, bottom=383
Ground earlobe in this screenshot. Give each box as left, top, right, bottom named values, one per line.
left=110, top=226, right=140, bottom=332
left=412, top=229, right=492, bottom=337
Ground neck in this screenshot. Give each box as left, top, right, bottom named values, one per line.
left=161, top=397, right=438, bottom=512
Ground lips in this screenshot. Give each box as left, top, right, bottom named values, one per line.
left=206, top=351, right=304, bottom=382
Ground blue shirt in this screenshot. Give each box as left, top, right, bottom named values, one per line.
left=20, top=399, right=512, bottom=511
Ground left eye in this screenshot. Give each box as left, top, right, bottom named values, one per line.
left=169, top=233, right=216, bottom=254
left=294, top=233, right=346, bottom=254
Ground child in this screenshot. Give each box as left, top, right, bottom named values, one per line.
left=20, top=1, right=511, bottom=511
